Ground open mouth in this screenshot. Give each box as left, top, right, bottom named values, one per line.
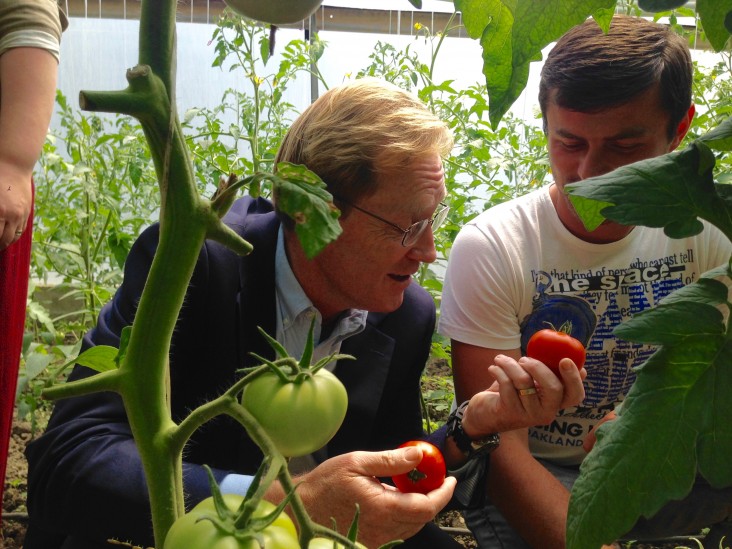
left=389, top=274, right=412, bottom=283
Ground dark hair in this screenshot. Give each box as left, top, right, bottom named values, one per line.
left=538, top=15, right=692, bottom=139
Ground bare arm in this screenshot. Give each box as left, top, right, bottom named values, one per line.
left=451, top=339, right=586, bottom=548
left=489, top=431, right=570, bottom=548
left=0, top=46, right=58, bottom=249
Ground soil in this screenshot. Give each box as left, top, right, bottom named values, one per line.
left=2, top=418, right=33, bottom=549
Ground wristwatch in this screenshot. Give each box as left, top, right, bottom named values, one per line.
left=446, top=401, right=500, bottom=458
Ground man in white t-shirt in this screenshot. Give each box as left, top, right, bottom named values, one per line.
left=440, top=14, right=732, bottom=549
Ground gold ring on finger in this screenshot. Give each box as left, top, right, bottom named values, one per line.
left=518, top=387, right=538, bottom=396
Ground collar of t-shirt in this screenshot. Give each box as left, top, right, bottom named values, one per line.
left=274, top=226, right=367, bottom=368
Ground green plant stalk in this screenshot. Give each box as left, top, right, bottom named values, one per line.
left=82, top=176, right=96, bottom=319
left=78, top=63, right=210, bottom=544
left=46, top=2, right=311, bottom=546
left=53, top=1, right=251, bottom=545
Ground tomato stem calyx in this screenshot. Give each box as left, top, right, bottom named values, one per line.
left=406, top=468, right=428, bottom=483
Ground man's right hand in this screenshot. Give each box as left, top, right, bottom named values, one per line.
left=285, top=448, right=457, bottom=548
left=462, top=354, right=586, bottom=436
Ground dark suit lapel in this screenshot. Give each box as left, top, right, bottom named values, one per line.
left=236, top=213, right=280, bottom=368
left=326, top=318, right=393, bottom=456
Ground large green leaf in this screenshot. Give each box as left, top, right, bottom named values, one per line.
left=271, top=162, right=342, bottom=260
left=697, top=0, right=732, bottom=52
left=75, top=345, right=120, bottom=373
left=655, top=275, right=730, bottom=307
left=566, top=142, right=732, bottom=242
left=614, top=301, right=725, bottom=346
left=698, top=114, right=732, bottom=151
left=566, top=266, right=732, bottom=548
left=455, top=0, right=617, bottom=128
left=567, top=334, right=732, bottom=548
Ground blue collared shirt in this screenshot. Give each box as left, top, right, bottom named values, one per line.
left=274, top=226, right=367, bottom=366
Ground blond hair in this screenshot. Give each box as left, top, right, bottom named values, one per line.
left=275, top=78, right=453, bottom=203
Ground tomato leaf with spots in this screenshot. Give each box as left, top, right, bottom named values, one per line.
left=272, top=162, right=342, bottom=260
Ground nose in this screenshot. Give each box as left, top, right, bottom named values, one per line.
left=406, top=227, right=438, bottom=264
left=577, top=148, right=612, bottom=180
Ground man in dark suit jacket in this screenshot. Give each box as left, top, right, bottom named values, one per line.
left=24, top=79, right=586, bottom=549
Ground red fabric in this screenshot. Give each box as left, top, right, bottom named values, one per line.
left=0, top=188, right=33, bottom=521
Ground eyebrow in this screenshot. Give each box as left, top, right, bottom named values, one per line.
left=555, top=127, right=649, bottom=141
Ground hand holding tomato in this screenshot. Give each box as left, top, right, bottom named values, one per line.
left=391, top=441, right=446, bottom=494
left=290, top=449, right=456, bottom=548
left=466, top=353, right=586, bottom=432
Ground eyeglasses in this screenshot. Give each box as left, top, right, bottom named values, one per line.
left=334, top=196, right=450, bottom=247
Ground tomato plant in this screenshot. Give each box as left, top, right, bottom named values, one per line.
left=164, top=496, right=299, bottom=549
left=526, top=327, right=586, bottom=374
left=391, top=440, right=446, bottom=494
left=241, top=367, right=348, bottom=457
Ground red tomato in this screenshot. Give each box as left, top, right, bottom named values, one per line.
left=391, top=440, right=446, bottom=494
left=526, top=328, right=586, bottom=374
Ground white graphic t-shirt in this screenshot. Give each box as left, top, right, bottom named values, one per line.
left=439, top=186, right=732, bottom=465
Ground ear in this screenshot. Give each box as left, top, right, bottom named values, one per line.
left=669, top=103, right=695, bottom=151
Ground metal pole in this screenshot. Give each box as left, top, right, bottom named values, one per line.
left=308, top=10, right=319, bottom=104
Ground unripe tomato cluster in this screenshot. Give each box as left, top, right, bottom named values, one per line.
left=223, top=0, right=323, bottom=25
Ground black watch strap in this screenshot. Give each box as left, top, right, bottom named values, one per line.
left=446, top=401, right=500, bottom=458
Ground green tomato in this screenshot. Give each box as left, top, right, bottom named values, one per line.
left=164, top=497, right=299, bottom=549
left=241, top=369, right=348, bottom=457
left=222, top=0, right=323, bottom=24
left=308, top=537, right=366, bottom=548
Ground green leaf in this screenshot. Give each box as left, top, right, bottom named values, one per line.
left=457, top=0, right=616, bottom=128
left=566, top=143, right=732, bottom=241
left=408, top=0, right=423, bottom=7
left=591, top=7, right=615, bottom=32
left=697, top=0, right=732, bottom=52
left=567, top=336, right=732, bottom=549
left=567, top=332, right=732, bottom=548
left=74, top=345, right=120, bottom=373
left=638, top=0, right=688, bottom=10
left=271, top=162, right=342, bottom=260
left=657, top=276, right=730, bottom=307
left=260, top=35, right=271, bottom=66
left=614, top=301, right=725, bottom=346
left=697, top=115, right=732, bottom=151
left=24, top=353, right=54, bottom=380
left=567, top=194, right=613, bottom=232
left=116, top=326, right=132, bottom=367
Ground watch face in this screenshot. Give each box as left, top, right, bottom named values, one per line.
left=471, top=433, right=500, bottom=453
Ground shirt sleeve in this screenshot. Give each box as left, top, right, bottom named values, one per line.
left=439, top=221, right=523, bottom=350
left=0, top=0, right=65, bottom=61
